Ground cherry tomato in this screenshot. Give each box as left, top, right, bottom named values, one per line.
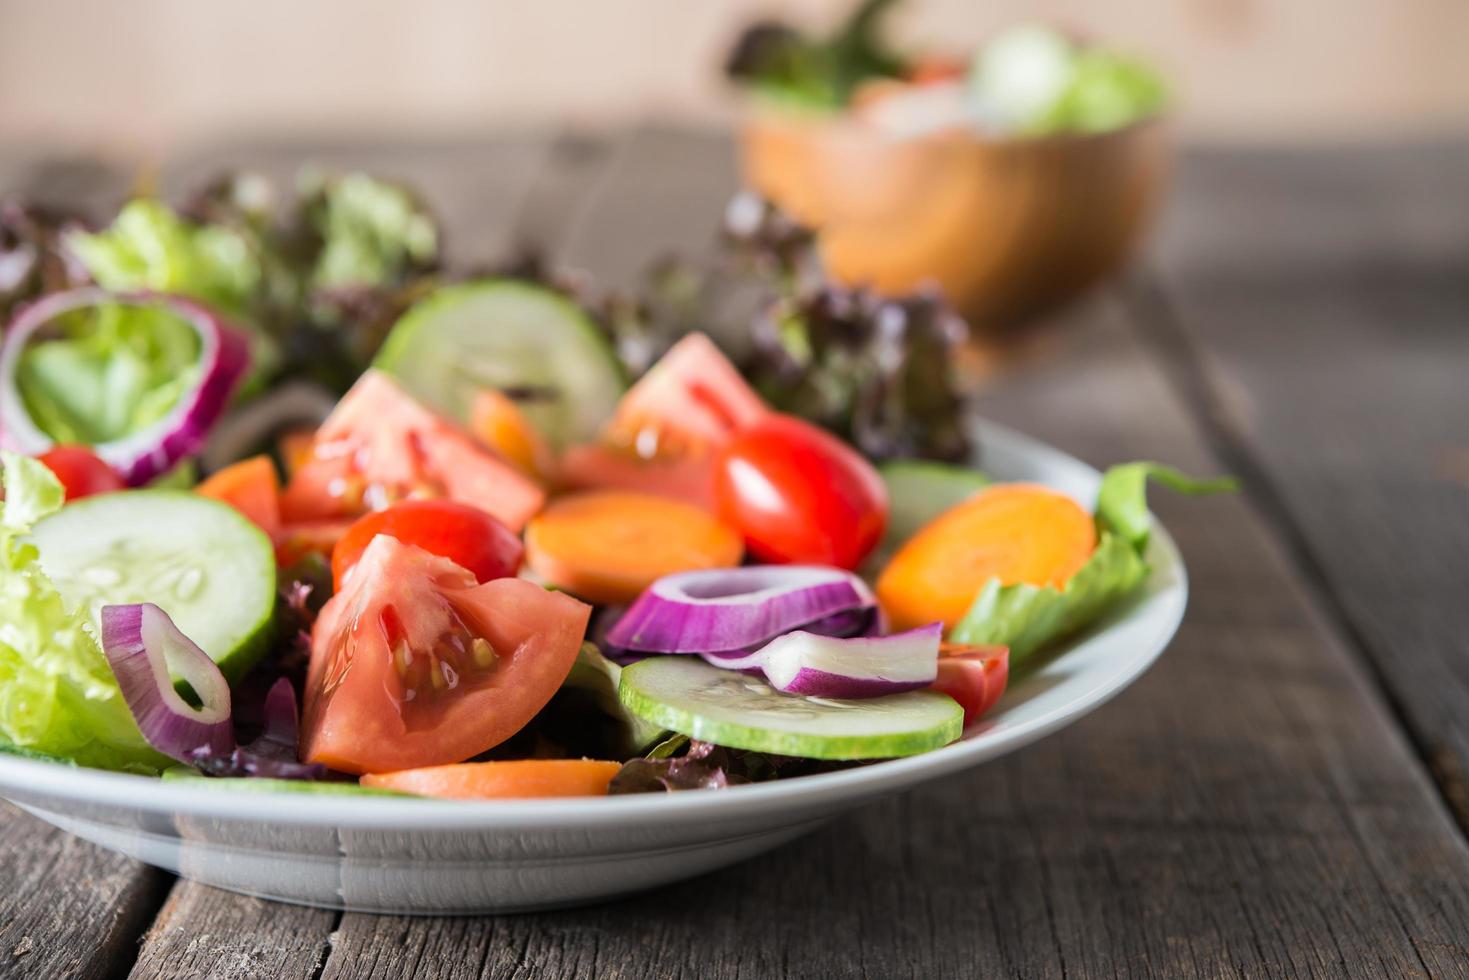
left=713, top=414, right=888, bottom=570
left=36, top=446, right=125, bottom=501
left=331, top=499, right=524, bottom=590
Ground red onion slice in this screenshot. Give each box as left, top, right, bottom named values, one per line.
left=194, top=678, right=324, bottom=781
left=606, top=565, right=876, bottom=655
left=100, top=603, right=234, bottom=762
left=0, top=287, right=251, bottom=485
left=698, top=605, right=882, bottom=671
left=758, top=622, right=943, bottom=699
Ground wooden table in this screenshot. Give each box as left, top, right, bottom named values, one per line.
left=3, top=131, right=1468, bottom=979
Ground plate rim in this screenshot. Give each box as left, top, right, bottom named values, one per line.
left=0, top=418, right=1187, bottom=831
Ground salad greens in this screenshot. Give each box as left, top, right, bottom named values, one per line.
left=967, top=25, right=1168, bottom=136
left=727, top=1, right=1167, bottom=137
left=0, top=453, right=165, bottom=772
left=67, top=199, right=262, bottom=318
left=0, top=199, right=89, bottom=319
left=726, top=0, right=907, bottom=112
left=301, top=170, right=438, bottom=291
left=950, top=463, right=1235, bottom=663
left=613, top=193, right=973, bottom=462
left=57, top=172, right=443, bottom=397
left=16, top=301, right=202, bottom=445
left=0, top=158, right=1227, bottom=801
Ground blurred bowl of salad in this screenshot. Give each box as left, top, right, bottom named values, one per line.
left=728, top=3, right=1171, bottom=328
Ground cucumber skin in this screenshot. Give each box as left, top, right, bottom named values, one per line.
left=30, top=490, right=277, bottom=685
left=374, top=279, right=627, bottom=447
left=618, top=664, right=963, bottom=761
left=160, top=769, right=416, bottom=797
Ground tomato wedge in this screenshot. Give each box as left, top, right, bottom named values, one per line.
left=281, top=371, right=544, bottom=533
left=36, top=446, right=125, bottom=501
left=931, top=644, right=1010, bottom=726
left=331, top=499, right=522, bottom=590
left=302, top=535, right=591, bottom=774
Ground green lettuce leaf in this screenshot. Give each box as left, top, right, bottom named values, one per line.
left=1095, top=462, right=1236, bottom=551
left=66, top=199, right=260, bottom=317
left=0, top=453, right=165, bottom=772
left=949, top=462, right=1233, bottom=664
left=15, top=301, right=202, bottom=444
left=966, top=24, right=1168, bottom=136
left=949, top=532, right=1148, bottom=662
left=561, top=643, right=667, bottom=756
left=303, top=172, right=438, bottom=290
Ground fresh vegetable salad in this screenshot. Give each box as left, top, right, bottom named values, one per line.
left=0, top=172, right=1227, bottom=800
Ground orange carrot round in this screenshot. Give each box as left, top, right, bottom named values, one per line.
left=362, top=759, right=623, bottom=800
left=876, top=483, right=1096, bottom=631
left=196, top=455, right=282, bottom=540
left=471, top=389, right=553, bottom=482
left=525, top=490, right=743, bottom=605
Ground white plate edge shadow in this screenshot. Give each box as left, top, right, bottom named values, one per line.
left=0, top=418, right=1187, bottom=831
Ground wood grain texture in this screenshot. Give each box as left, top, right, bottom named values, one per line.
left=0, top=802, right=169, bottom=980
left=7, top=133, right=1469, bottom=979
left=129, top=884, right=334, bottom=980
left=1143, top=143, right=1469, bottom=827
left=310, top=131, right=1469, bottom=978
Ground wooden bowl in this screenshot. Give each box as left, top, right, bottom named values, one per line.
left=738, top=113, right=1170, bottom=329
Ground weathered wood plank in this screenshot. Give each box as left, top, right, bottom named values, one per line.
left=313, top=131, right=1469, bottom=979
left=1141, top=142, right=1469, bottom=826
left=556, top=125, right=739, bottom=290
left=129, top=885, right=334, bottom=980
left=0, top=802, right=170, bottom=980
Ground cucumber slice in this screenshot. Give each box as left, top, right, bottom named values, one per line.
left=880, top=460, right=991, bottom=550
left=375, top=279, right=625, bottom=450
left=160, top=768, right=414, bottom=797
left=29, top=490, right=276, bottom=683
left=619, top=657, right=962, bottom=760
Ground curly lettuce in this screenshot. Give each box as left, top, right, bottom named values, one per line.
left=301, top=171, right=438, bottom=290
left=0, top=453, right=165, bottom=772
left=66, top=199, right=261, bottom=317
left=949, top=463, right=1234, bottom=664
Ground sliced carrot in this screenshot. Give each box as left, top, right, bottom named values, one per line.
left=277, top=427, right=317, bottom=479
left=525, top=490, right=742, bottom=604
left=470, top=389, right=553, bottom=482
left=196, top=455, right=282, bottom=539
left=361, top=759, right=623, bottom=800
left=876, top=483, right=1097, bottom=631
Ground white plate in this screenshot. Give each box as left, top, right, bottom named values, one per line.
left=0, top=420, right=1186, bottom=914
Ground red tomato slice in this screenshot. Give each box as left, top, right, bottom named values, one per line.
left=281, top=371, right=545, bottom=533
left=302, top=535, right=591, bottom=774
left=713, top=413, right=888, bottom=570
left=331, top=499, right=523, bottom=591
left=605, top=333, right=767, bottom=454
left=931, top=644, right=1010, bottom=726
left=36, top=446, right=125, bottom=501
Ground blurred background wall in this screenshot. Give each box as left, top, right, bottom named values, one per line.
left=1, top=0, right=1465, bottom=153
